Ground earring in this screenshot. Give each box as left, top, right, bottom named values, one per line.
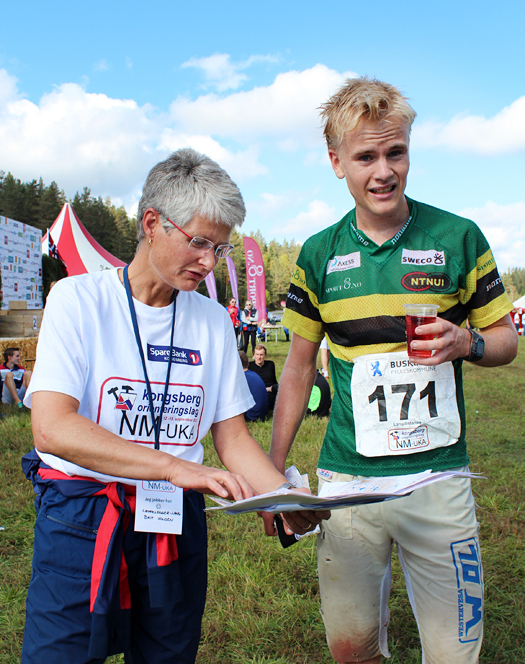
left=148, top=238, right=152, bottom=247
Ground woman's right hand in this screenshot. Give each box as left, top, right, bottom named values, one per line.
left=166, top=457, right=254, bottom=502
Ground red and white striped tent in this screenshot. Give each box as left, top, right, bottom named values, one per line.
left=42, top=203, right=125, bottom=275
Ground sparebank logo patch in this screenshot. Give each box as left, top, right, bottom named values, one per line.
left=148, top=344, right=202, bottom=366
left=326, top=251, right=361, bottom=275
left=402, top=272, right=451, bottom=292
left=402, top=249, right=445, bottom=265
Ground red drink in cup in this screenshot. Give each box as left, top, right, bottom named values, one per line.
left=403, top=304, right=439, bottom=358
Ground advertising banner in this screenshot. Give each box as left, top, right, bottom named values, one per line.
left=226, top=256, right=238, bottom=301
left=243, top=237, right=266, bottom=322
left=204, top=271, right=218, bottom=301
left=0, top=216, right=43, bottom=310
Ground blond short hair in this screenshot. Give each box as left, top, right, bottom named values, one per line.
left=320, top=76, right=417, bottom=150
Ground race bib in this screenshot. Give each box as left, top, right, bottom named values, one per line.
left=351, top=351, right=461, bottom=457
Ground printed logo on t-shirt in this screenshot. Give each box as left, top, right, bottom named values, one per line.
left=326, top=251, right=361, bottom=275
left=401, top=249, right=445, bottom=265
left=325, top=277, right=363, bottom=294
left=147, top=344, right=202, bottom=366
left=401, top=272, right=451, bottom=292
left=291, top=267, right=307, bottom=287
left=114, top=386, right=137, bottom=411
left=100, top=378, right=204, bottom=447
left=318, top=468, right=333, bottom=480
left=486, top=277, right=502, bottom=292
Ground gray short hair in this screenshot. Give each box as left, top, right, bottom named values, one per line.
left=136, top=148, right=246, bottom=242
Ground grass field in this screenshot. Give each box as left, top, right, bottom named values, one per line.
left=1, top=338, right=524, bottom=663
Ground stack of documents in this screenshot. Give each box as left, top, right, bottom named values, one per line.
left=206, top=470, right=481, bottom=515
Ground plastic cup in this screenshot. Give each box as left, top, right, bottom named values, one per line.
left=403, top=304, right=439, bottom=358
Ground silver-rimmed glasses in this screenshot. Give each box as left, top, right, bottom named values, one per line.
left=166, top=218, right=234, bottom=259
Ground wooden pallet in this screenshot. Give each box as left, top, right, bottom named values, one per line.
left=0, top=301, right=43, bottom=338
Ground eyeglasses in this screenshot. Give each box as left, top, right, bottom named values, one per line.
left=166, top=218, right=234, bottom=259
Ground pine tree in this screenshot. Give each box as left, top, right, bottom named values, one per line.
left=0, top=172, right=24, bottom=221
left=37, top=180, right=66, bottom=232
left=72, top=188, right=119, bottom=256
left=0, top=168, right=310, bottom=305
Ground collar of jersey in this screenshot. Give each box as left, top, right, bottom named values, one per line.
left=348, top=198, right=416, bottom=262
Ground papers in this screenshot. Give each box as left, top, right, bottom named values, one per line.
left=206, top=470, right=482, bottom=515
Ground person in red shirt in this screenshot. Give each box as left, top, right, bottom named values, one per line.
left=226, top=297, right=241, bottom=344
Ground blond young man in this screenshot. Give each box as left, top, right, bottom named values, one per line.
left=270, top=77, right=518, bottom=663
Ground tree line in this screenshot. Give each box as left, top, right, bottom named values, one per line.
left=0, top=171, right=138, bottom=264
left=4, top=170, right=522, bottom=310
left=0, top=171, right=300, bottom=309
left=502, top=268, right=525, bottom=304
left=195, top=228, right=301, bottom=310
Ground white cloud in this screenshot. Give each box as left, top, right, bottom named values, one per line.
left=458, top=200, right=525, bottom=271
left=304, top=148, right=330, bottom=167
left=181, top=53, right=278, bottom=92
left=171, top=64, right=358, bottom=147
left=3, top=62, right=328, bottom=206
left=0, top=62, right=357, bottom=211
left=0, top=69, right=22, bottom=107
left=93, top=59, right=109, bottom=72
left=158, top=130, right=267, bottom=181
left=0, top=71, right=163, bottom=199
left=248, top=191, right=300, bottom=218
left=0, top=62, right=359, bottom=227
left=273, top=199, right=337, bottom=239
left=413, top=96, right=525, bottom=155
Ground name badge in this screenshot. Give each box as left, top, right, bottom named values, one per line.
left=135, top=480, right=183, bottom=534
left=351, top=351, right=461, bottom=457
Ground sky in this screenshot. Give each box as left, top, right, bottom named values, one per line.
left=1, top=0, right=524, bottom=271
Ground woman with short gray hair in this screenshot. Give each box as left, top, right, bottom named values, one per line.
left=21, top=148, right=328, bottom=664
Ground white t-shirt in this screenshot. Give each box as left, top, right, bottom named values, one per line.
left=26, top=269, right=253, bottom=483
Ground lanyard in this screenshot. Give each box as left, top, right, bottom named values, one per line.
left=123, top=265, right=177, bottom=450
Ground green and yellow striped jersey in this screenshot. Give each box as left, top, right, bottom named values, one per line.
left=282, top=198, right=513, bottom=476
